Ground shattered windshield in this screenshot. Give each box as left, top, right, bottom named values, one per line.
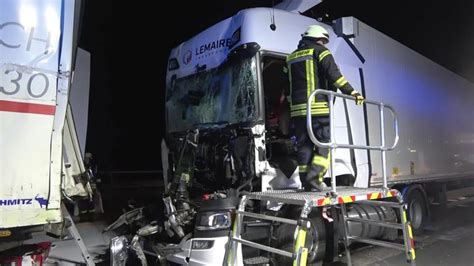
left=166, top=57, right=258, bottom=132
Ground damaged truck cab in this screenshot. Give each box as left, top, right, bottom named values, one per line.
left=160, top=8, right=359, bottom=265
left=138, top=5, right=474, bottom=265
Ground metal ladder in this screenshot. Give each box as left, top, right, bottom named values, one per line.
left=224, top=90, right=416, bottom=265
left=225, top=194, right=314, bottom=266
left=308, top=90, right=415, bottom=265
left=225, top=187, right=414, bottom=265
left=340, top=199, right=416, bottom=266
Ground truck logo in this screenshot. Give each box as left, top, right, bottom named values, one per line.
left=35, top=196, right=49, bottom=208
left=0, top=196, right=48, bottom=208
left=0, top=198, right=32, bottom=206
left=195, top=38, right=232, bottom=56
left=183, top=50, right=192, bottom=65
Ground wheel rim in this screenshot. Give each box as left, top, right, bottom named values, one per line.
left=409, top=198, right=423, bottom=229
left=306, top=221, right=324, bottom=261
left=308, top=225, right=319, bottom=259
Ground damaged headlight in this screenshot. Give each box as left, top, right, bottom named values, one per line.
left=192, top=240, right=214, bottom=249
left=195, top=211, right=231, bottom=230
left=110, top=235, right=129, bottom=266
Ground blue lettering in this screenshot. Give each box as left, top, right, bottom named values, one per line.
left=0, top=198, right=33, bottom=207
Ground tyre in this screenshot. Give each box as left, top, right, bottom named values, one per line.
left=404, top=186, right=429, bottom=235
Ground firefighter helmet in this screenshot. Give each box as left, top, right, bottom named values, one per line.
left=302, top=25, right=329, bottom=44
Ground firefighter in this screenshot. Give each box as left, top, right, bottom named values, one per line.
left=287, top=25, right=365, bottom=191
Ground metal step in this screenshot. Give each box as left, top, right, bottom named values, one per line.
left=231, top=237, right=293, bottom=258
left=245, top=187, right=399, bottom=207
left=346, top=217, right=403, bottom=229
left=348, top=236, right=406, bottom=250
left=236, top=210, right=298, bottom=225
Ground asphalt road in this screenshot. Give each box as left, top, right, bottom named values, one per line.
left=344, top=202, right=474, bottom=266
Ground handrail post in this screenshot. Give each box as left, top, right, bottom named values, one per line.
left=379, top=104, right=388, bottom=190
left=329, top=93, right=337, bottom=194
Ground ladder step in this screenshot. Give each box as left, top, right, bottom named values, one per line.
left=236, top=211, right=298, bottom=225
left=346, top=217, right=403, bottom=229
left=232, top=237, right=293, bottom=258
left=354, top=200, right=402, bottom=208
left=348, top=236, right=406, bottom=250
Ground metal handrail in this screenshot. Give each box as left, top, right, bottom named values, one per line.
left=307, top=90, right=399, bottom=151
left=306, top=89, right=400, bottom=193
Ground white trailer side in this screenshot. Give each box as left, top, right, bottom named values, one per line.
left=0, top=0, right=81, bottom=228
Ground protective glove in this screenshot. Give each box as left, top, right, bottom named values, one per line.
left=351, top=90, right=365, bottom=105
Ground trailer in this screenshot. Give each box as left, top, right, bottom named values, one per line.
left=1, top=1, right=97, bottom=264
left=106, top=4, right=474, bottom=265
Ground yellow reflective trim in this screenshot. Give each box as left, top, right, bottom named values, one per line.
left=312, top=155, right=329, bottom=167
left=410, top=248, right=416, bottom=260
left=226, top=217, right=239, bottom=264
left=334, top=76, right=348, bottom=88
left=288, top=65, right=293, bottom=104
left=291, top=109, right=329, bottom=117
left=370, top=192, right=380, bottom=200
left=306, top=60, right=311, bottom=102
left=293, top=228, right=307, bottom=266
left=309, top=59, right=315, bottom=104
left=402, top=209, right=407, bottom=223
left=290, top=102, right=328, bottom=111
left=317, top=173, right=324, bottom=183
left=287, top=49, right=314, bottom=62
left=295, top=228, right=307, bottom=250
left=319, top=198, right=331, bottom=206
left=299, top=248, right=308, bottom=266
left=318, top=50, right=331, bottom=62
left=408, top=224, right=414, bottom=239
left=299, top=165, right=308, bottom=173
left=290, top=103, right=305, bottom=110
left=309, top=110, right=328, bottom=114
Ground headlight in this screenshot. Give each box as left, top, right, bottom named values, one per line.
left=110, top=235, right=129, bottom=266
left=192, top=240, right=215, bottom=249
left=195, top=211, right=231, bottom=230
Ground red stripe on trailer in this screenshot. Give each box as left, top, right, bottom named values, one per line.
left=0, top=100, right=56, bottom=116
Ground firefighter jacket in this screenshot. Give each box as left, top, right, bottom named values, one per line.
left=286, top=38, right=355, bottom=117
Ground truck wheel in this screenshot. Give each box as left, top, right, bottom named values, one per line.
left=404, top=187, right=429, bottom=235
left=273, top=213, right=326, bottom=265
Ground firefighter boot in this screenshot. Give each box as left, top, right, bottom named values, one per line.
left=302, top=172, right=327, bottom=192
left=307, top=178, right=327, bottom=192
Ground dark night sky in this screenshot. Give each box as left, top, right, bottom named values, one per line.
left=79, top=0, right=474, bottom=171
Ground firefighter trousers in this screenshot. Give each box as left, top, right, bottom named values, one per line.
left=291, top=116, right=330, bottom=191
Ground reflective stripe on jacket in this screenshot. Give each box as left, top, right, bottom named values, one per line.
left=286, top=38, right=355, bottom=117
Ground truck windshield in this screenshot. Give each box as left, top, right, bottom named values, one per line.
left=166, top=57, right=258, bottom=133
